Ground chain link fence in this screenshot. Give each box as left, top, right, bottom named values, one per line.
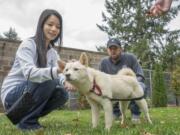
left=144, top=69, right=176, bottom=104
left=0, top=65, right=176, bottom=110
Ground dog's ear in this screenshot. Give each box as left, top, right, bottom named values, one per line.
left=57, top=60, right=66, bottom=72
left=79, top=52, right=89, bottom=67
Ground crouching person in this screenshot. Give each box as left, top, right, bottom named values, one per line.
left=0, top=9, right=75, bottom=131
left=99, top=38, right=147, bottom=124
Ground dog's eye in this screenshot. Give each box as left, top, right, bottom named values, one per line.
left=65, top=69, right=68, bottom=72
left=74, top=68, right=79, bottom=71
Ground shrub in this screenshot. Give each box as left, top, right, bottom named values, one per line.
left=152, top=63, right=167, bottom=107
left=171, top=66, right=180, bottom=106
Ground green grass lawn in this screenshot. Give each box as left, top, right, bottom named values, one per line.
left=0, top=107, right=180, bottom=135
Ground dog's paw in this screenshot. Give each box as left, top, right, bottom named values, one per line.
left=120, top=123, right=128, bottom=128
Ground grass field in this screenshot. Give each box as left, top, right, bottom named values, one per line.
left=0, top=107, right=180, bottom=135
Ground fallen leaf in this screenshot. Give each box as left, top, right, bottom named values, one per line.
left=72, top=118, right=79, bottom=122
left=120, top=123, right=129, bottom=128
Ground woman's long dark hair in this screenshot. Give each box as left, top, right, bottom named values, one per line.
left=33, top=9, right=63, bottom=67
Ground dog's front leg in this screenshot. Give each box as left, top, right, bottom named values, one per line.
left=86, top=96, right=100, bottom=128
left=102, top=98, right=113, bottom=131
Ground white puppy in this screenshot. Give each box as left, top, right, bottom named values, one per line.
left=59, top=53, right=152, bottom=131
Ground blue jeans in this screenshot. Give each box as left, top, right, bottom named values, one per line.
left=113, top=82, right=146, bottom=117
left=4, top=79, right=68, bottom=130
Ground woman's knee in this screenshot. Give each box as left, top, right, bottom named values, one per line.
left=30, top=79, right=59, bottom=101
left=54, top=86, right=69, bottom=103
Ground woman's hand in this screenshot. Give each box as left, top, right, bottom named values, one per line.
left=64, top=81, right=77, bottom=91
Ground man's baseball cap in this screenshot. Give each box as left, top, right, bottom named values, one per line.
left=107, top=38, right=121, bottom=48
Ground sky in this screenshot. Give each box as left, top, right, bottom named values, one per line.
left=0, top=0, right=180, bottom=52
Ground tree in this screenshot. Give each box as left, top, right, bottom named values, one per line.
left=97, top=0, right=180, bottom=69
left=171, top=66, right=180, bottom=106
left=3, top=27, right=20, bottom=41
left=152, top=63, right=167, bottom=107
left=96, top=45, right=106, bottom=52
left=160, top=31, right=180, bottom=71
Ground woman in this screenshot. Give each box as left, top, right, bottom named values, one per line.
left=1, top=9, right=75, bottom=130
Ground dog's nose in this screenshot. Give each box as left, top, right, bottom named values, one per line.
left=65, top=74, right=71, bottom=80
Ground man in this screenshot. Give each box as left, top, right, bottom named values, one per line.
left=148, top=0, right=173, bottom=16
left=99, top=38, right=146, bottom=123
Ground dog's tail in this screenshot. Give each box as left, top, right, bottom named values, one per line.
left=118, top=68, right=136, bottom=77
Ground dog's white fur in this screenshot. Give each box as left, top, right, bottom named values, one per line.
left=60, top=53, right=152, bottom=130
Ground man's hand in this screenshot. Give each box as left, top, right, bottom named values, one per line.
left=147, top=0, right=172, bottom=17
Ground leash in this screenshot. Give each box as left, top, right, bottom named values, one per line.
left=90, top=79, right=145, bottom=101
left=102, top=95, right=145, bottom=101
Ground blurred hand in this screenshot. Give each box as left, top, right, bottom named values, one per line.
left=64, top=81, right=77, bottom=91
left=147, top=0, right=172, bottom=17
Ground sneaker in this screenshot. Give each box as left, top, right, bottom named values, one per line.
left=131, top=114, right=141, bottom=124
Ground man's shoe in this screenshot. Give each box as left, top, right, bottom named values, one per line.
left=131, top=114, right=141, bottom=124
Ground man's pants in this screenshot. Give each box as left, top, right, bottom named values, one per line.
left=4, top=79, right=68, bottom=129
